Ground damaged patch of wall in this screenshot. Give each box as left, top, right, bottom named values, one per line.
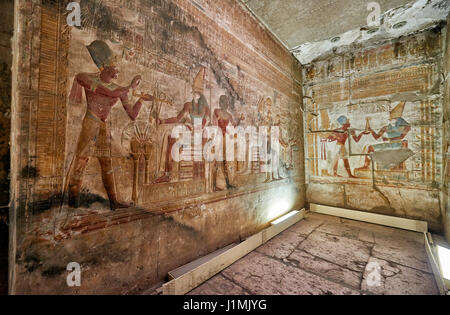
left=303, top=26, right=445, bottom=232
left=10, top=0, right=304, bottom=294
left=293, top=0, right=450, bottom=65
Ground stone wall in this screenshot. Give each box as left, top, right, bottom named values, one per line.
left=303, top=26, right=445, bottom=232
left=0, top=0, right=13, bottom=296
left=443, top=14, right=450, bottom=243
left=9, top=0, right=304, bottom=294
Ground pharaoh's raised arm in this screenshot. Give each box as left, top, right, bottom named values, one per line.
left=75, top=73, right=131, bottom=98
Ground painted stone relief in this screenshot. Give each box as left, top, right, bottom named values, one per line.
left=67, top=40, right=153, bottom=210
left=1, top=0, right=301, bottom=217
left=64, top=31, right=301, bottom=212
left=155, top=67, right=211, bottom=185
left=354, top=102, right=413, bottom=173
left=212, top=94, right=245, bottom=190
left=11, top=0, right=306, bottom=295
left=306, top=100, right=439, bottom=185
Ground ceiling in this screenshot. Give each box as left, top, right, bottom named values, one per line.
left=241, top=0, right=414, bottom=49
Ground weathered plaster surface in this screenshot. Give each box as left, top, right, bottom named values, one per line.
left=293, top=0, right=450, bottom=64
left=241, top=0, right=414, bottom=49
left=10, top=0, right=304, bottom=294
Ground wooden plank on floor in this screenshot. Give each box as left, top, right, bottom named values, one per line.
left=162, top=209, right=305, bottom=295
left=310, top=204, right=428, bottom=233
left=162, top=231, right=263, bottom=295
left=168, top=243, right=238, bottom=280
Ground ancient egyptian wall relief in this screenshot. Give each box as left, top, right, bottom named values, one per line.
left=65, top=41, right=301, bottom=214
left=11, top=0, right=303, bottom=294
left=306, top=100, right=440, bottom=185
left=302, top=28, right=444, bottom=227
left=14, top=0, right=303, bottom=224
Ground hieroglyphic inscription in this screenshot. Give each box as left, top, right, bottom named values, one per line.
left=352, top=65, right=432, bottom=100
left=310, top=80, right=350, bottom=104
left=141, top=179, right=206, bottom=204
left=35, top=2, right=70, bottom=200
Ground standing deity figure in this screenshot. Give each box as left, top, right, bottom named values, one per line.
left=273, top=115, right=290, bottom=179
left=213, top=95, right=245, bottom=190
left=155, top=67, right=211, bottom=183
left=355, top=102, right=411, bottom=172
left=258, top=98, right=275, bottom=183
left=67, top=40, right=153, bottom=210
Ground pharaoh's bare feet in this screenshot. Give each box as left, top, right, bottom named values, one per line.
left=154, top=175, right=170, bottom=184
left=110, top=201, right=133, bottom=211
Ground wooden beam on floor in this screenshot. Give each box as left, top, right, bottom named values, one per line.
left=162, top=209, right=306, bottom=295
left=168, top=243, right=238, bottom=281
left=309, top=204, right=428, bottom=233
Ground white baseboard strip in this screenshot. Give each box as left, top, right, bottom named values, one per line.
left=162, top=209, right=306, bottom=295
left=310, top=203, right=428, bottom=233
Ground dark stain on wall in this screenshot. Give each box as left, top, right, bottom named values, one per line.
left=19, top=239, right=133, bottom=278
left=72, top=192, right=111, bottom=209
left=80, top=0, right=244, bottom=109
left=21, top=165, right=39, bottom=179
left=24, top=254, right=43, bottom=273
left=41, top=265, right=68, bottom=278
left=27, top=192, right=110, bottom=215
left=161, top=214, right=199, bottom=236
left=80, top=0, right=121, bottom=33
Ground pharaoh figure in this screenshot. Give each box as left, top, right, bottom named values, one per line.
left=326, top=116, right=368, bottom=178
left=155, top=67, right=211, bottom=183
left=67, top=40, right=153, bottom=210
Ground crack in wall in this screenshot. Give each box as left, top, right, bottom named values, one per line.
left=371, top=159, right=393, bottom=210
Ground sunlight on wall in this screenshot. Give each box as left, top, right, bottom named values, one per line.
left=265, top=188, right=296, bottom=223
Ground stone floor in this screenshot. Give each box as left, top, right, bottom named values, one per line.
left=188, top=212, right=439, bottom=295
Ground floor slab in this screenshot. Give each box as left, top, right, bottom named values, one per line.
left=256, top=230, right=305, bottom=260
left=298, top=231, right=372, bottom=273
left=288, top=249, right=362, bottom=289
left=222, top=252, right=360, bottom=295
left=361, top=257, right=438, bottom=295
left=188, top=274, right=249, bottom=295
left=183, top=212, right=439, bottom=295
